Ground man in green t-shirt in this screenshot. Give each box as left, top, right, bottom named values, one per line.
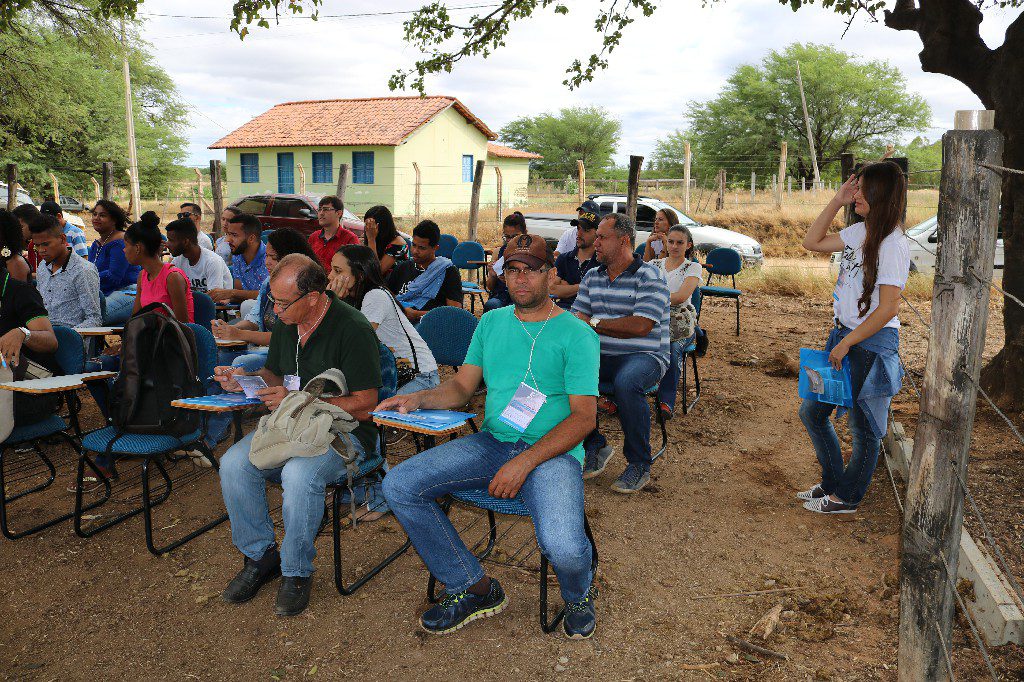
left=213, top=254, right=382, bottom=617
left=379, top=233, right=601, bottom=640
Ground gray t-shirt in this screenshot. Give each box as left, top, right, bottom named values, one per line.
left=361, top=288, right=438, bottom=374
left=172, top=248, right=233, bottom=293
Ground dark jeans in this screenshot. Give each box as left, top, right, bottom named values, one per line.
left=657, top=341, right=684, bottom=410
left=798, top=341, right=879, bottom=506
left=583, top=353, right=665, bottom=469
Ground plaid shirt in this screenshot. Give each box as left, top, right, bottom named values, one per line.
left=34, top=250, right=103, bottom=328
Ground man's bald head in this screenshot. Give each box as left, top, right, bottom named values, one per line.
left=271, top=253, right=328, bottom=296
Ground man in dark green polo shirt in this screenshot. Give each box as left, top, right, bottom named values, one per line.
left=213, top=253, right=381, bottom=617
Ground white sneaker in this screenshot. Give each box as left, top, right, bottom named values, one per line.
left=796, top=484, right=826, bottom=501
left=803, top=496, right=857, bottom=514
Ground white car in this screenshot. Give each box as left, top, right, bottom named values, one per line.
left=829, top=216, right=1004, bottom=275
left=525, top=194, right=764, bottom=266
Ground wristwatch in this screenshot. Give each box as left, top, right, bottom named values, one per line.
left=589, top=317, right=602, bottom=329
left=18, top=327, right=31, bottom=343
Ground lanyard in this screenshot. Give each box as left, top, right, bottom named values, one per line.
left=513, top=301, right=555, bottom=390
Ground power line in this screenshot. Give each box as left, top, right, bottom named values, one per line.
left=138, top=3, right=497, bottom=21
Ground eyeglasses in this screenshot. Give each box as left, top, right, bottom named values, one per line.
left=267, top=290, right=311, bottom=312
left=317, top=206, right=336, bottom=213
left=177, top=212, right=199, bottom=219
left=504, top=265, right=548, bottom=278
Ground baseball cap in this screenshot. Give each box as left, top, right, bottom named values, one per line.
left=576, top=200, right=600, bottom=214
left=503, top=233, right=552, bottom=270
left=39, top=200, right=62, bottom=216
left=571, top=210, right=600, bottom=230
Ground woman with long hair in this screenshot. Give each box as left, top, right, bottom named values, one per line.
left=642, top=207, right=679, bottom=262
left=362, top=205, right=408, bottom=275
left=798, top=161, right=909, bottom=514
left=328, top=244, right=439, bottom=395
left=651, top=224, right=703, bottom=419
left=87, top=199, right=141, bottom=324
left=4, top=206, right=35, bottom=281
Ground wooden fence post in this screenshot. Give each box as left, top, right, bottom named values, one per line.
left=840, top=153, right=861, bottom=225
left=716, top=169, right=726, bottom=211
left=897, top=112, right=1003, bottom=681
left=91, top=177, right=101, bottom=203
left=297, top=163, right=306, bottom=195
left=101, top=163, right=114, bottom=201
left=891, top=156, right=909, bottom=223
left=777, top=141, right=787, bottom=207
left=467, top=159, right=485, bottom=241
left=5, top=164, right=15, bottom=211
left=412, top=162, right=421, bottom=224
left=750, top=172, right=756, bottom=200
left=210, top=160, right=224, bottom=238
left=683, top=142, right=692, bottom=213
left=125, top=169, right=135, bottom=219
left=336, top=163, right=349, bottom=202
left=577, top=160, right=586, bottom=206
left=787, top=176, right=792, bottom=195
left=48, top=173, right=60, bottom=202
left=495, top=166, right=503, bottom=223
left=625, top=155, right=643, bottom=222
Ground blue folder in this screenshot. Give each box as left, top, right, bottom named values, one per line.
left=371, top=409, right=476, bottom=431
left=798, top=348, right=853, bottom=408
left=175, top=394, right=262, bottom=408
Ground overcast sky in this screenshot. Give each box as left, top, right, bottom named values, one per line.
left=137, top=0, right=1018, bottom=167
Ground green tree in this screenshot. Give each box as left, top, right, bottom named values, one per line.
left=498, top=107, right=621, bottom=177
left=0, top=20, right=187, bottom=198
left=659, top=44, right=930, bottom=184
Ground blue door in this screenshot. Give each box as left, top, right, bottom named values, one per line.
left=277, top=152, right=295, bottom=193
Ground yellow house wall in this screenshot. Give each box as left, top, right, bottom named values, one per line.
left=222, top=146, right=397, bottom=216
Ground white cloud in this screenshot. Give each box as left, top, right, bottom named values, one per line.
left=138, top=0, right=1017, bottom=167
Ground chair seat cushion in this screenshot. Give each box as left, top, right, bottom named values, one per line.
left=82, top=426, right=203, bottom=455
left=700, top=285, right=742, bottom=298
left=462, top=281, right=483, bottom=290
left=451, top=488, right=530, bottom=516
left=682, top=340, right=697, bottom=353
left=4, top=414, right=68, bottom=445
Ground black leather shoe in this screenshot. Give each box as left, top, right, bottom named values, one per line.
left=221, top=548, right=281, bottom=604
left=275, top=576, right=313, bottom=616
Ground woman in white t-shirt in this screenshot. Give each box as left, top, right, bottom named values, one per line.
left=798, top=161, right=909, bottom=515
left=651, top=225, right=703, bottom=419
left=329, top=245, right=440, bottom=396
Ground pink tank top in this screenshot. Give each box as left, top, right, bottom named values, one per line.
left=139, top=264, right=195, bottom=322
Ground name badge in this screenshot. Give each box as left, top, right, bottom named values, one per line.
left=283, top=374, right=301, bottom=391
left=498, top=382, right=547, bottom=433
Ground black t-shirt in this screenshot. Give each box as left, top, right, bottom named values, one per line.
left=0, top=273, right=59, bottom=373
left=386, top=260, right=463, bottom=311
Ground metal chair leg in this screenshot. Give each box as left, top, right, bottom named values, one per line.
left=0, top=434, right=82, bottom=540
left=735, top=298, right=741, bottom=336
left=331, top=483, right=412, bottom=596
left=142, top=455, right=228, bottom=556
left=650, top=393, right=668, bottom=461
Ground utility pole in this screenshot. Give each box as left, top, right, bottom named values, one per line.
left=121, top=20, right=141, bottom=221
left=796, top=62, right=820, bottom=190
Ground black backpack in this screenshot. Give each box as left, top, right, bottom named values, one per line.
left=111, top=302, right=203, bottom=436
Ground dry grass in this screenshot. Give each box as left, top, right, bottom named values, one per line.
left=738, top=264, right=938, bottom=301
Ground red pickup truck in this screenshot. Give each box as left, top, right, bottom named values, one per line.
left=229, top=193, right=365, bottom=239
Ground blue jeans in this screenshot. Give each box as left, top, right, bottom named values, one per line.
left=798, top=341, right=880, bottom=506
left=382, top=431, right=593, bottom=602
left=219, top=430, right=372, bottom=577
left=103, top=290, right=135, bottom=325
left=657, top=341, right=684, bottom=411
left=397, top=369, right=440, bottom=395
left=583, top=353, right=665, bottom=469
left=217, top=347, right=269, bottom=373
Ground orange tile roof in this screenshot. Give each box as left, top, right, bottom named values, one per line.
left=487, top=142, right=542, bottom=159
left=209, top=96, right=496, bottom=149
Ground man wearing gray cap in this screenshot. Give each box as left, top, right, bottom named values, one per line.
left=380, top=233, right=601, bottom=640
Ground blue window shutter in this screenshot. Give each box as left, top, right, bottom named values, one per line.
left=462, top=155, right=474, bottom=182
left=312, top=152, right=333, bottom=184
left=240, top=153, right=259, bottom=183
left=353, top=151, right=374, bottom=184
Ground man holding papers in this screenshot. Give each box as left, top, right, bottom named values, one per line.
left=213, top=254, right=382, bottom=617
left=379, top=233, right=601, bottom=639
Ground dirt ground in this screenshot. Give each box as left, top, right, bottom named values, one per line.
left=1, top=285, right=1022, bottom=681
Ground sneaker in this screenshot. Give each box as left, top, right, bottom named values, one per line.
left=274, top=576, right=313, bottom=616
left=66, top=463, right=118, bottom=494
left=222, top=547, right=281, bottom=604
left=597, top=397, right=618, bottom=416
left=659, top=402, right=674, bottom=421
left=803, top=496, right=857, bottom=514
left=610, top=464, right=650, bottom=494
left=420, top=578, right=508, bottom=635
left=184, top=449, right=214, bottom=469
left=563, top=586, right=598, bottom=639
left=582, top=445, right=615, bottom=480
left=796, top=484, right=826, bottom=501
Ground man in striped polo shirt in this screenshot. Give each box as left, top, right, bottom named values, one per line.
left=571, top=213, right=670, bottom=493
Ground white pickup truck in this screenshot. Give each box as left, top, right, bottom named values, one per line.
left=829, top=215, right=1005, bottom=275
left=524, top=193, right=764, bottom=267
